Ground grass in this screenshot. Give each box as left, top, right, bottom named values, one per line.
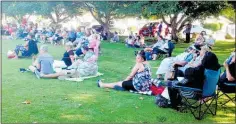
left=2, top=39, right=235, bottom=123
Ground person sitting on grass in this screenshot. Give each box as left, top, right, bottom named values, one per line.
left=36, top=46, right=98, bottom=79
left=68, top=29, right=77, bottom=43
left=89, top=34, right=101, bottom=57
left=110, top=32, right=119, bottom=43
left=143, top=36, right=165, bottom=60
left=7, top=34, right=38, bottom=59
left=125, top=35, right=135, bottom=48
left=61, top=42, right=75, bottom=67
left=29, top=45, right=54, bottom=79
left=52, top=29, right=63, bottom=45
left=97, top=50, right=152, bottom=92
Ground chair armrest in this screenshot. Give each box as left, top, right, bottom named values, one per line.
left=224, top=82, right=236, bottom=86
left=174, top=85, right=202, bottom=92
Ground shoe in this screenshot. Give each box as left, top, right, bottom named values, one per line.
left=19, top=68, right=27, bottom=73
left=34, top=70, right=41, bottom=79
left=97, top=79, right=101, bottom=87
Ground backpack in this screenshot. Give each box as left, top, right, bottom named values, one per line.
left=155, top=94, right=170, bottom=108
left=145, top=52, right=153, bottom=61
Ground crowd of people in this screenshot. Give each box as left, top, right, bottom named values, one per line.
left=5, top=20, right=235, bottom=113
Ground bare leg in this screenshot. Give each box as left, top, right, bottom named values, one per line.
left=29, top=65, right=37, bottom=72
left=144, top=48, right=153, bottom=52
left=99, top=80, right=123, bottom=89
left=42, top=70, right=75, bottom=78
left=152, top=54, right=157, bottom=60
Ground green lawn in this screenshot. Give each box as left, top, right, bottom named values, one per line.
left=2, top=39, right=235, bottom=123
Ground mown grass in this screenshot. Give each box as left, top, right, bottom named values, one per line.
left=1, top=39, right=235, bottom=123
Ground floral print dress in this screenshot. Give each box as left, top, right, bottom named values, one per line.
left=76, top=51, right=98, bottom=77
left=132, top=64, right=152, bottom=92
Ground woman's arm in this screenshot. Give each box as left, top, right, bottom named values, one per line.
left=70, top=55, right=75, bottom=63
left=224, top=62, right=235, bottom=81
left=124, top=63, right=139, bottom=81
left=24, top=40, right=29, bottom=47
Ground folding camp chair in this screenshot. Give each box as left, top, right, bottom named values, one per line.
left=217, top=82, right=236, bottom=107
left=174, top=69, right=221, bottom=120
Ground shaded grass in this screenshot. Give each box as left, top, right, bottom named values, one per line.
left=1, top=39, right=235, bottom=123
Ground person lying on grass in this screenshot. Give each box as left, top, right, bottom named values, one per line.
left=7, top=33, right=38, bottom=59
left=35, top=46, right=98, bottom=79
left=28, top=45, right=54, bottom=79
left=97, top=50, right=152, bottom=92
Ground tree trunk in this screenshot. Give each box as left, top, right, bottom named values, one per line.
left=103, top=23, right=112, bottom=39
left=171, top=26, right=178, bottom=42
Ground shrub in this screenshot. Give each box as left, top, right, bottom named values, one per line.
left=203, top=23, right=222, bottom=32
left=225, top=33, right=233, bottom=39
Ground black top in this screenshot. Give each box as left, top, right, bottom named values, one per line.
left=229, top=62, right=236, bottom=80
left=62, top=50, right=74, bottom=66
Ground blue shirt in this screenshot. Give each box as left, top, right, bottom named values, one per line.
left=68, top=31, right=76, bottom=39
left=38, top=53, right=54, bottom=74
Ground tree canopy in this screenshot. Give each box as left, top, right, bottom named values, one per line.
left=141, top=1, right=227, bottom=42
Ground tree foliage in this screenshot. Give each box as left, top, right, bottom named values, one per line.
left=141, top=1, right=227, bottom=42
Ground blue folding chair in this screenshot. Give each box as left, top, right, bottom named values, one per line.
left=174, top=69, right=221, bottom=120
left=217, top=82, right=236, bottom=107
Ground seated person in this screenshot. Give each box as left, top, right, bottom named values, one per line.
left=53, top=42, right=75, bottom=69
left=88, top=34, right=101, bottom=57
left=36, top=46, right=98, bottom=79
left=140, top=35, right=146, bottom=47
left=52, top=30, right=63, bottom=45
left=170, top=45, right=208, bottom=80
left=218, top=52, right=236, bottom=93
left=194, top=31, right=206, bottom=47
left=206, top=35, right=215, bottom=47
left=156, top=46, right=195, bottom=80
left=75, top=37, right=89, bottom=57
left=167, top=51, right=221, bottom=110
left=144, top=36, right=168, bottom=60
left=45, top=29, right=54, bottom=42
left=29, top=45, right=54, bottom=79
left=76, top=28, right=84, bottom=40
left=97, top=50, right=152, bottom=92
left=101, top=31, right=108, bottom=40
left=68, top=29, right=76, bottom=42
left=125, top=35, right=135, bottom=48
left=133, top=36, right=145, bottom=48
left=61, top=28, right=68, bottom=45
left=110, top=32, right=119, bottom=42
left=7, top=34, right=39, bottom=59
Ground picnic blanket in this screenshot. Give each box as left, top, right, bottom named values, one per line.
left=129, top=86, right=165, bottom=96
left=63, top=72, right=103, bottom=82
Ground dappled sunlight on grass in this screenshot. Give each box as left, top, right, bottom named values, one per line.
left=61, top=114, right=89, bottom=120
left=68, top=93, right=97, bottom=103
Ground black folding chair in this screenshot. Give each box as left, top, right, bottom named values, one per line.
left=217, top=82, right=236, bottom=107
left=174, top=69, right=221, bottom=120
